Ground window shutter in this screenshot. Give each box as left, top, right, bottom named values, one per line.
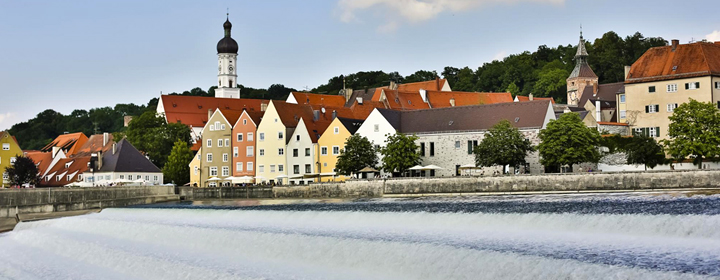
left=717, top=101, right=720, bottom=109
left=644, top=128, right=649, bottom=137
left=656, top=127, right=660, bottom=137
left=467, top=141, right=472, bottom=154
left=685, top=83, right=689, bottom=90
left=645, top=106, right=649, bottom=113
left=696, top=82, right=700, bottom=89
left=655, top=105, right=660, bottom=112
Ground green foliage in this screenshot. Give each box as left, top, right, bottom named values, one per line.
left=662, top=99, right=720, bottom=168
left=5, top=156, right=39, bottom=187
left=380, top=133, right=420, bottom=175
left=538, top=113, right=602, bottom=172
left=126, top=111, right=192, bottom=169
left=626, top=136, right=667, bottom=170
left=474, top=120, right=535, bottom=169
left=335, top=134, right=378, bottom=175
left=505, top=83, right=520, bottom=96
left=163, top=140, right=194, bottom=185
left=599, top=134, right=634, bottom=154
left=403, top=70, right=438, bottom=83
left=533, top=67, right=569, bottom=99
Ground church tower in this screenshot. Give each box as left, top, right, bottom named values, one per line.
left=215, top=14, right=241, bottom=99
left=566, top=30, right=598, bottom=106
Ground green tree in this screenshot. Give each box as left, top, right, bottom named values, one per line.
left=626, top=136, right=666, bottom=170
left=404, top=70, right=438, bottom=83
left=126, top=111, right=192, bottom=168
left=506, top=82, right=520, bottom=96
left=538, top=113, right=602, bottom=172
left=5, top=156, right=39, bottom=187
left=163, top=140, right=194, bottom=185
left=335, top=134, right=378, bottom=176
left=380, top=133, right=420, bottom=176
left=474, top=120, right=535, bottom=171
left=662, top=99, right=720, bottom=168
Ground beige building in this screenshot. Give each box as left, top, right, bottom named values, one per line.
left=199, top=109, right=242, bottom=187
left=621, top=40, right=720, bottom=140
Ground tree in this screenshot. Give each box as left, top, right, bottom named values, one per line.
left=626, top=136, right=666, bottom=170
left=126, top=111, right=192, bottom=168
left=5, top=156, right=39, bottom=187
left=538, top=113, right=602, bottom=172
left=474, top=120, right=535, bottom=171
left=404, top=70, right=438, bottom=83
left=662, top=99, right=720, bottom=168
left=505, top=82, right=520, bottom=96
left=380, top=133, right=420, bottom=176
left=335, top=134, right=378, bottom=176
left=163, top=140, right=194, bottom=185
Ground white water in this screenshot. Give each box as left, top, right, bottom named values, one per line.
left=1, top=208, right=719, bottom=279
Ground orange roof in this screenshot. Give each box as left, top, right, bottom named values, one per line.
left=380, top=89, right=431, bottom=110
left=427, top=91, right=514, bottom=108
left=25, top=151, right=54, bottom=176
left=41, top=133, right=88, bottom=156
left=272, top=101, right=315, bottom=128
left=627, top=41, right=720, bottom=84
left=397, top=78, right=448, bottom=92
left=41, top=156, right=91, bottom=187
left=217, top=109, right=244, bottom=127
left=190, top=141, right=202, bottom=152
left=348, top=100, right=387, bottom=119
left=160, top=95, right=269, bottom=127
left=301, top=118, right=332, bottom=143
left=74, top=134, right=114, bottom=157
left=515, top=95, right=556, bottom=104
left=290, top=92, right=347, bottom=108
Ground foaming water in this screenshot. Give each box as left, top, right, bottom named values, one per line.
left=1, top=194, right=719, bottom=279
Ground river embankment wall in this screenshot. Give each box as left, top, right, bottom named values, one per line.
left=0, top=186, right=178, bottom=219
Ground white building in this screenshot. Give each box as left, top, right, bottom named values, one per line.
left=85, top=139, right=163, bottom=185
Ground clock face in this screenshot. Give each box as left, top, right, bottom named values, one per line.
left=228, top=66, right=234, bottom=72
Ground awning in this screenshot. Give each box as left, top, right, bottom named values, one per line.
left=408, top=165, right=424, bottom=170
left=358, top=167, right=379, bottom=173
left=424, top=165, right=444, bottom=170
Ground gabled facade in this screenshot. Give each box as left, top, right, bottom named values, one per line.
left=355, top=109, right=401, bottom=175
left=0, top=131, right=23, bottom=187
left=85, top=139, right=163, bottom=185
left=286, top=118, right=320, bottom=184
left=232, top=110, right=261, bottom=179
left=198, top=109, right=240, bottom=187
left=567, top=32, right=599, bottom=106
left=317, top=117, right=363, bottom=181
left=40, top=132, right=88, bottom=157
left=189, top=148, right=201, bottom=187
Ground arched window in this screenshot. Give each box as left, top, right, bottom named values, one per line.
left=229, top=79, right=233, bottom=88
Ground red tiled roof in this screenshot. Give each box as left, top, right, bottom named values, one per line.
left=515, top=95, right=556, bottom=104
left=41, top=133, right=88, bottom=156
left=160, top=95, right=269, bottom=127
left=74, top=134, right=114, bottom=157
left=41, top=156, right=91, bottom=187
left=348, top=100, right=387, bottom=119
left=190, top=141, right=202, bottom=152
left=272, top=101, right=315, bottom=128
left=290, top=92, right=347, bottom=108
left=380, top=89, right=431, bottom=110
left=217, top=109, right=244, bottom=127
left=302, top=118, right=332, bottom=143
left=25, top=151, right=53, bottom=176
left=397, top=78, right=448, bottom=92
left=626, top=41, right=720, bottom=84
left=428, top=91, right=514, bottom=108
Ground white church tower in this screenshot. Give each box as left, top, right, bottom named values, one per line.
left=214, top=14, right=241, bottom=99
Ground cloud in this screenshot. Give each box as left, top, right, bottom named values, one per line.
left=706, top=30, right=720, bottom=42
left=337, top=0, right=565, bottom=31
left=0, top=112, right=16, bottom=130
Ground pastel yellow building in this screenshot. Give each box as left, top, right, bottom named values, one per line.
left=189, top=148, right=201, bottom=187
left=621, top=40, right=720, bottom=140
left=1, top=131, right=23, bottom=187
left=317, top=117, right=363, bottom=182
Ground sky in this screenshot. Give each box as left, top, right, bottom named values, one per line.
left=1, top=0, right=718, bottom=130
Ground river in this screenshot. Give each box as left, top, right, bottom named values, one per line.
left=1, top=192, right=719, bottom=279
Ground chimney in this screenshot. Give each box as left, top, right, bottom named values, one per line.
left=103, top=132, right=109, bottom=146
left=672, top=39, right=679, bottom=51
left=449, top=98, right=456, bottom=107
left=112, top=143, right=117, bottom=154
left=261, top=102, right=268, bottom=112
left=419, top=89, right=428, bottom=103
left=624, top=66, right=631, bottom=81
left=595, top=100, right=602, bottom=122
left=356, top=97, right=363, bottom=104
left=389, top=81, right=397, bottom=90
left=435, top=77, right=440, bottom=90
left=52, top=147, right=60, bottom=158
left=207, top=109, right=213, bottom=121
left=97, top=151, right=103, bottom=169
left=593, top=83, right=598, bottom=95
left=332, top=110, right=337, bottom=119
left=529, top=93, right=534, bottom=101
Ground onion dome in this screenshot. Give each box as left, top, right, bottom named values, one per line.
left=216, top=17, right=238, bottom=54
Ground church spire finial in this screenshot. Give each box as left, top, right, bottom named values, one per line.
left=580, top=24, right=583, bottom=39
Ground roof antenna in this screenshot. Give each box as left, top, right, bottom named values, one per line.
left=227, top=7, right=229, bottom=18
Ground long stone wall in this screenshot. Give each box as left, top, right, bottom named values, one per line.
left=178, top=186, right=273, bottom=200
left=270, top=170, right=720, bottom=198
left=0, top=186, right=178, bottom=218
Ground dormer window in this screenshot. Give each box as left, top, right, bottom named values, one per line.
left=65, top=161, right=73, bottom=169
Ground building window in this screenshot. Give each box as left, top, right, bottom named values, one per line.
left=248, top=133, right=254, bottom=141
left=429, top=142, right=435, bottom=157
left=207, top=139, right=212, bottom=147
left=667, top=103, right=678, bottom=112
left=467, top=140, right=478, bottom=155
left=305, top=164, right=311, bottom=173
left=620, top=110, right=627, bottom=119
left=686, top=82, right=700, bottom=90
left=645, top=104, right=659, bottom=113
left=296, top=135, right=300, bottom=141
left=374, top=124, right=379, bottom=132
left=194, top=166, right=199, bottom=175
left=218, top=139, right=223, bottom=147
left=209, top=125, right=214, bottom=131
left=270, top=165, right=275, bottom=173
left=278, top=131, right=284, bottom=139
left=332, top=146, right=340, bottom=155
left=154, top=175, right=158, bottom=181
left=259, top=133, right=265, bottom=141
left=667, top=84, right=678, bottom=92
left=243, top=119, right=247, bottom=125
left=455, top=141, right=461, bottom=149
left=279, top=165, right=284, bottom=172
left=222, top=167, right=229, bottom=176
left=223, top=153, right=228, bottom=162
left=237, top=133, right=243, bottom=142
left=334, top=127, right=339, bottom=134
left=305, top=148, right=310, bottom=157
left=215, top=122, right=220, bottom=130
left=293, top=165, right=300, bottom=174
left=233, top=147, right=238, bottom=157
left=321, top=146, right=328, bottom=155
left=236, top=162, right=243, bottom=171
left=221, top=124, right=226, bottom=130
left=145, top=175, right=150, bottom=181
left=715, top=81, right=720, bottom=89
left=649, top=127, right=658, bottom=137
left=648, top=86, right=656, bottom=93
left=619, top=94, right=625, bottom=103
left=120, top=175, right=125, bottom=180
left=247, top=162, right=253, bottom=171
left=420, top=143, right=426, bottom=156
left=2, top=172, right=8, bottom=180
left=207, top=153, right=213, bottom=162
left=278, top=148, right=284, bottom=155
left=225, top=139, right=230, bottom=147
left=210, top=167, right=218, bottom=176
left=259, top=149, right=265, bottom=156
left=258, top=165, right=264, bottom=173
left=634, top=127, right=661, bottom=138
left=2, top=143, right=8, bottom=150
left=293, top=149, right=299, bottom=157
left=209, top=182, right=217, bottom=188
left=246, top=146, right=254, bottom=157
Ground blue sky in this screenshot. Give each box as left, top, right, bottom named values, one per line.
left=1, top=0, right=718, bottom=130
